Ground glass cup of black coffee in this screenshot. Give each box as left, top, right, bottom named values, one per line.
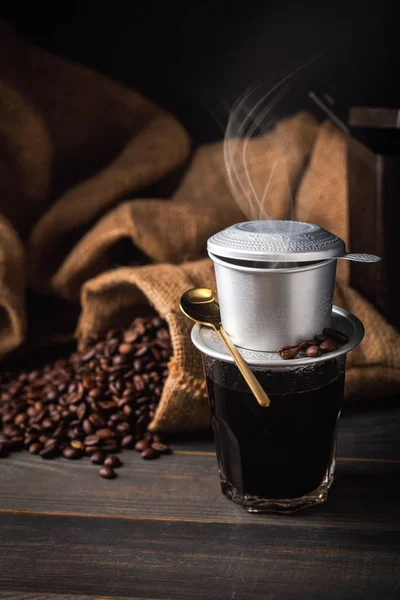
left=203, top=354, right=345, bottom=512
left=191, top=304, right=364, bottom=514
left=201, top=351, right=346, bottom=513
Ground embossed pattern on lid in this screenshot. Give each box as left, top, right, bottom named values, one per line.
left=207, top=220, right=345, bottom=262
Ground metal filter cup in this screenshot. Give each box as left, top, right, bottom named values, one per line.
left=208, top=221, right=345, bottom=351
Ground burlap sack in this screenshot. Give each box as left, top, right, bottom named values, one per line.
left=0, top=23, right=189, bottom=356
left=50, top=112, right=318, bottom=301
left=0, top=214, right=25, bottom=356
left=77, top=259, right=216, bottom=432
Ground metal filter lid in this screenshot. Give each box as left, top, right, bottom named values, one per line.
left=207, top=220, right=346, bottom=262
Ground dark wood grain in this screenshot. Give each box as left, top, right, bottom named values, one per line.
left=338, top=398, right=400, bottom=460
left=0, top=595, right=156, bottom=600
left=1, top=450, right=399, bottom=528
left=0, top=401, right=399, bottom=598
left=0, top=513, right=399, bottom=600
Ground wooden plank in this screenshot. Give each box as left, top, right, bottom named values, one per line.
left=0, top=513, right=399, bottom=600
left=337, top=398, right=400, bottom=460
left=0, top=594, right=163, bottom=600
left=0, top=449, right=399, bottom=529
left=0, top=594, right=159, bottom=600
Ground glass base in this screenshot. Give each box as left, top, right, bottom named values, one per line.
left=220, top=459, right=335, bottom=514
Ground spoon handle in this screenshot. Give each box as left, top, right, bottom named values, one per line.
left=340, top=253, right=381, bottom=262
left=216, top=327, right=271, bottom=408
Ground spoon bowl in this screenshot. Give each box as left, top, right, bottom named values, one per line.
left=180, top=288, right=271, bottom=408
left=180, top=287, right=221, bottom=327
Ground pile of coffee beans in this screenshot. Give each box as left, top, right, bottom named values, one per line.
left=277, top=327, right=349, bottom=360
left=0, top=316, right=173, bottom=478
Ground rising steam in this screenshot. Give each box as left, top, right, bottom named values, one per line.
left=223, top=58, right=320, bottom=221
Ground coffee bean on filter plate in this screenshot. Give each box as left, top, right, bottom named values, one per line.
left=305, top=345, right=322, bottom=358
left=320, top=339, right=338, bottom=353
left=277, top=346, right=300, bottom=360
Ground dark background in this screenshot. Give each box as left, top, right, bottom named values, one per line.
left=2, top=0, right=398, bottom=144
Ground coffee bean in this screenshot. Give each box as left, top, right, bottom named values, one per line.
left=97, top=428, right=113, bottom=439
left=151, top=442, right=172, bottom=454
left=123, top=330, right=139, bottom=343
left=45, top=437, right=57, bottom=448
left=98, top=400, right=117, bottom=411
left=323, top=328, right=349, bottom=344
left=102, top=440, right=118, bottom=452
left=85, top=445, right=102, bottom=456
left=112, top=355, right=125, bottom=366
left=81, top=348, right=96, bottom=362
left=104, top=455, right=123, bottom=469
left=123, top=405, right=133, bottom=417
left=299, top=340, right=318, bottom=351
left=121, top=435, right=135, bottom=448
left=29, top=442, right=43, bottom=454
left=71, top=440, right=84, bottom=450
left=88, top=414, right=106, bottom=428
left=24, top=433, right=37, bottom=446
left=0, top=316, right=172, bottom=478
left=99, top=466, right=117, bottom=479
left=277, top=346, right=300, bottom=360
left=63, top=446, right=82, bottom=460
left=133, top=359, right=144, bottom=373
left=39, top=444, right=59, bottom=459
left=134, top=440, right=149, bottom=452
left=81, top=419, right=93, bottom=435
left=91, top=451, right=106, bottom=465
left=315, top=335, right=328, bottom=343
left=320, top=339, right=338, bottom=353
left=141, top=447, right=160, bottom=460
left=14, top=413, right=28, bottom=427
left=84, top=435, right=101, bottom=446
left=118, top=343, right=134, bottom=355
left=76, top=404, right=87, bottom=421
left=136, top=396, right=150, bottom=406
left=134, top=346, right=148, bottom=358
left=305, top=345, right=322, bottom=358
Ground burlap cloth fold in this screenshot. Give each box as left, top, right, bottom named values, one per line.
left=1, top=24, right=399, bottom=432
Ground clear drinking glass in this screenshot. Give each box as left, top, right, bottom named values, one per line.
left=202, top=353, right=346, bottom=514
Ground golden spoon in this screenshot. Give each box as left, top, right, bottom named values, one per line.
left=180, top=287, right=271, bottom=408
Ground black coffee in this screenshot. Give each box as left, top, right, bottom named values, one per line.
left=204, top=356, right=345, bottom=500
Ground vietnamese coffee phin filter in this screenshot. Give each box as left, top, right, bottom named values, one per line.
left=208, top=220, right=379, bottom=351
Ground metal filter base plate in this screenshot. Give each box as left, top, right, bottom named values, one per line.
left=191, top=305, right=364, bottom=367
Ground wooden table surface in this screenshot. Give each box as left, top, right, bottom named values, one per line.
left=1, top=397, right=399, bottom=600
